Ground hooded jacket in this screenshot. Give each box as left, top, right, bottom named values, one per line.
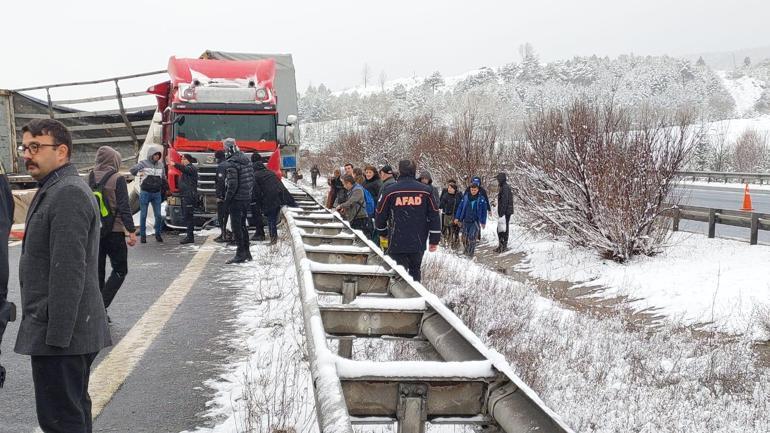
left=129, top=144, right=165, bottom=193
left=496, top=172, right=514, bottom=217
left=455, top=192, right=488, bottom=225
left=418, top=170, right=440, bottom=204
left=224, top=151, right=255, bottom=204
left=92, top=146, right=135, bottom=233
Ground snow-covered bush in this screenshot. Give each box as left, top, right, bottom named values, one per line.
left=512, top=101, right=699, bottom=262
left=421, top=251, right=770, bottom=433
left=731, top=129, right=768, bottom=172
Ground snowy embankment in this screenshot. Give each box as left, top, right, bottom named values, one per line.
left=493, top=218, right=770, bottom=340
left=423, top=248, right=769, bottom=433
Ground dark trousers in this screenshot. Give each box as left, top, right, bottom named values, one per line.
left=390, top=252, right=425, bottom=282
left=249, top=203, right=266, bottom=238
left=228, top=199, right=250, bottom=258
left=351, top=217, right=373, bottom=239
left=182, top=196, right=195, bottom=239
left=216, top=201, right=229, bottom=233
left=311, top=175, right=318, bottom=188
left=497, top=214, right=511, bottom=248
left=31, top=353, right=98, bottom=433
left=265, top=208, right=280, bottom=238
left=98, top=232, right=128, bottom=309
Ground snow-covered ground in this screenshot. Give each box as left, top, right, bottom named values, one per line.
left=718, top=70, right=765, bottom=117
left=494, top=218, right=770, bottom=339
left=182, top=238, right=317, bottom=433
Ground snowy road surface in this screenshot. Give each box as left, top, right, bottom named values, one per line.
left=0, top=234, right=246, bottom=433
left=677, top=183, right=770, bottom=243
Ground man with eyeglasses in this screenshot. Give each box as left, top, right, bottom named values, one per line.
left=15, top=119, right=111, bottom=433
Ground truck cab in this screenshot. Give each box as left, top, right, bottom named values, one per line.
left=148, top=55, right=299, bottom=228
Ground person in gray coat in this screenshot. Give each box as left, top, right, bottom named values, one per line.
left=16, top=119, right=111, bottom=433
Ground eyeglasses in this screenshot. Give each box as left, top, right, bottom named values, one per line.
left=18, top=143, right=60, bottom=155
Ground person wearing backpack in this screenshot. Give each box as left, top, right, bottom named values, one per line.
left=336, top=174, right=373, bottom=239
left=90, top=146, right=137, bottom=315
left=130, top=144, right=166, bottom=243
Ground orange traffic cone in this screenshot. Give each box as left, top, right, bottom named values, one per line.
left=741, top=184, right=754, bottom=211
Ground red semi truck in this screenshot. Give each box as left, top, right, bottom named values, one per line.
left=147, top=52, right=299, bottom=228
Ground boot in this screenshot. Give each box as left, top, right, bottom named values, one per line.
left=140, top=235, right=147, bottom=244
left=155, top=234, right=164, bottom=243
left=180, top=237, right=195, bottom=245
left=269, top=234, right=278, bottom=245
left=214, top=232, right=227, bottom=243
left=226, top=256, right=247, bottom=264
left=251, top=233, right=266, bottom=241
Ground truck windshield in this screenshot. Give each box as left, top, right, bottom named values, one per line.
left=174, top=113, right=276, bottom=141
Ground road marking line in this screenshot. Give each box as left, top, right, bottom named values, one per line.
left=88, top=238, right=217, bottom=418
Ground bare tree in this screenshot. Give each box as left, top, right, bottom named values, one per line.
left=512, top=101, right=700, bottom=262
left=710, top=120, right=732, bottom=171
left=362, top=63, right=372, bottom=88
left=378, top=70, right=387, bottom=92
left=732, top=129, right=767, bottom=172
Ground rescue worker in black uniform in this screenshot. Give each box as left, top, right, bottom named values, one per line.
left=214, top=150, right=231, bottom=243
left=170, top=153, right=199, bottom=244
left=223, top=138, right=255, bottom=263
left=375, top=159, right=441, bottom=282
left=0, top=162, right=15, bottom=388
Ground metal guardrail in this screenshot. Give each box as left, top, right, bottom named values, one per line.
left=677, top=170, right=770, bottom=184
left=282, top=183, right=574, bottom=433
left=669, top=204, right=770, bottom=245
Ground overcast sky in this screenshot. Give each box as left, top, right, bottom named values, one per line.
left=1, top=0, right=769, bottom=94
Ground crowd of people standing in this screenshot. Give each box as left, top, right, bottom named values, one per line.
left=322, top=158, right=515, bottom=280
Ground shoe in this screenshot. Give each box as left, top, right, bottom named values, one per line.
left=180, top=237, right=194, bottom=245
left=269, top=235, right=278, bottom=245
left=140, top=236, right=147, bottom=244
left=251, top=234, right=266, bottom=241
left=155, top=234, right=164, bottom=243
left=214, top=234, right=227, bottom=243
left=226, top=256, right=248, bottom=264
left=227, top=240, right=237, bottom=246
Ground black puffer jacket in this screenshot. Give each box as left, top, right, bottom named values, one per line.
left=224, top=152, right=255, bottom=204
left=253, top=162, right=285, bottom=212
left=174, top=162, right=199, bottom=200
left=496, top=172, right=514, bottom=217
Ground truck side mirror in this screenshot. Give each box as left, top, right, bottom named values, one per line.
left=287, top=114, right=297, bottom=125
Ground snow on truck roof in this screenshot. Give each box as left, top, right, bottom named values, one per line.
left=168, top=56, right=276, bottom=85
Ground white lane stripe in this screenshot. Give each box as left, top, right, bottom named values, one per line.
left=88, top=238, right=216, bottom=417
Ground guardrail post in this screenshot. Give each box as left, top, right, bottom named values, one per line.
left=750, top=213, right=759, bottom=245
left=672, top=208, right=680, bottom=232
left=708, top=209, right=717, bottom=238
left=338, top=278, right=357, bottom=358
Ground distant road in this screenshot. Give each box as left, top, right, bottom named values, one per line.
left=676, top=183, right=770, bottom=243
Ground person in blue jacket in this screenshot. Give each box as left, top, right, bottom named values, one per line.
left=454, top=181, right=488, bottom=258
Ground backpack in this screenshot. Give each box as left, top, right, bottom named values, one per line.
left=141, top=173, right=163, bottom=193
left=89, top=170, right=117, bottom=238
left=355, top=184, right=376, bottom=218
